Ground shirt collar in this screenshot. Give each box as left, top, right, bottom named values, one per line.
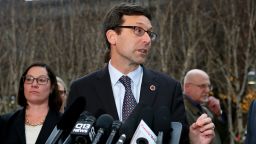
left=108, top=61, right=143, bottom=85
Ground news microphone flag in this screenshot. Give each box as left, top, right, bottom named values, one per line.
left=130, top=120, right=157, bottom=144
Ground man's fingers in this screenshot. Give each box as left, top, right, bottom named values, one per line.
left=201, top=128, right=215, bottom=137
left=196, top=114, right=212, bottom=126
left=200, top=122, right=215, bottom=132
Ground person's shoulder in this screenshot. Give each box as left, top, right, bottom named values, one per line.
left=250, top=100, right=256, bottom=111
left=249, top=100, right=256, bottom=109
left=71, top=67, right=106, bottom=85
left=253, top=100, right=256, bottom=105
left=0, top=108, right=23, bottom=122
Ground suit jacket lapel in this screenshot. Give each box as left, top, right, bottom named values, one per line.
left=94, top=65, right=119, bottom=119
left=36, top=109, right=61, bottom=144
left=139, top=67, right=158, bottom=106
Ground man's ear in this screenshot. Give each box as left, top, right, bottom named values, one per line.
left=106, top=29, right=117, bottom=45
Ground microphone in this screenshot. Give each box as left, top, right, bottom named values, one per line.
left=46, top=97, right=86, bottom=144
left=136, top=137, right=149, bottom=144
left=115, top=134, right=126, bottom=144
left=138, top=106, right=153, bottom=128
left=156, top=132, right=163, bottom=144
left=153, top=106, right=171, bottom=144
left=131, top=107, right=156, bottom=144
left=92, top=114, right=114, bottom=144
left=106, top=120, right=122, bottom=144
left=62, top=111, right=95, bottom=144
left=118, top=102, right=146, bottom=142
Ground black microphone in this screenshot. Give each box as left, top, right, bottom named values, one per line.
left=106, top=120, right=122, bottom=144
left=62, top=111, right=94, bottom=144
left=131, top=106, right=154, bottom=144
left=46, top=97, right=86, bottom=144
left=153, top=106, right=171, bottom=144
left=118, top=102, right=146, bottom=142
left=91, top=114, right=114, bottom=144
left=138, top=106, right=153, bottom=128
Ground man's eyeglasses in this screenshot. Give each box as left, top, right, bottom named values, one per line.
left=189, top=83, right=213, bottom=91
left=24, top=75, right=49, bottom=85
left=115, top=26, right=157, bottom=41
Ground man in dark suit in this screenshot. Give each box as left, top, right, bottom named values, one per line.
left=245, top=100, right=256, bottom=144
left=67, top=3, right=215, bottom=144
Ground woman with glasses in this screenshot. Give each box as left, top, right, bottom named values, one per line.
left=0, top=62, right=62, bottom=144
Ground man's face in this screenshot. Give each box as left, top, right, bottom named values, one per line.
left=110, top=15, right=153, bottom=66
left=185, top=75, right=212, bottom=104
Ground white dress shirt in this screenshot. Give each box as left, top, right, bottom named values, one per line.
left=108, top=61, right=143, bottom=121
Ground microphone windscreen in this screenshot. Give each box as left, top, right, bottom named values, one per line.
left=94, top=114, right=114, bottom=142
left=153, top=106, right=171, bottom=132
left=96, top=114, right=114, bottom=132
left=57, top=97, right=86, bottom=130
left=138, top=107, right=153, bottom=128
left=119, top=102, right=146, bottom=140
left=154, top=106, right=171, bottom=143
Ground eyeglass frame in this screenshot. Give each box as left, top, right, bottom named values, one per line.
left=114, top=25, right=157, bottom=41
left=23, top=75, right=50, bottom=85
left=58, top=90, right=66, bottom=95
left=188, top=83, right=213, bottom=91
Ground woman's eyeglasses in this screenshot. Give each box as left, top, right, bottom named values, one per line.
left=24, top=75, right=49, bottom=85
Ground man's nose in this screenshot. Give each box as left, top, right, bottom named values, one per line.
left=142, top=32, right=151, bottom=44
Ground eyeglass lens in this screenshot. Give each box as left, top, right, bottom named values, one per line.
left=24, top=76, right=49, bottom=85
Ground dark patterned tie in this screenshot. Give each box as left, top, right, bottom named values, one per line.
left=119, top=75, right=137, bottom=121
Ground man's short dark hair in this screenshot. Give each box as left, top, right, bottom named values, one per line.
left=103, top=3, right=151, bottom=49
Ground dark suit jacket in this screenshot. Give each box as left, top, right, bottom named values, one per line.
left=0, top=108, right=61, bottom=144
left=245, top=100, right=256, bottom=144
left=67, top=65, right=189, bottom=143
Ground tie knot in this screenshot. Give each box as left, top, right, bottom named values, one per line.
left=119, top=76, right=131, bottom=88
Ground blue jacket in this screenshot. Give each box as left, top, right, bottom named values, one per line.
left=245, top=100, right=256, bottom=144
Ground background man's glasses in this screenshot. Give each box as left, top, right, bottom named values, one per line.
left=115, top=25, right=157, bottom=41
left=24, top=76, right=49, bottom=85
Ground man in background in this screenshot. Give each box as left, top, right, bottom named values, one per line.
left=183, top=69, right=228, bottom=144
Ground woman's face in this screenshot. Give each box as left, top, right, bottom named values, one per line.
left=58, top=82, right=66, bottom=112
left=23, top=66, right=52, bottom=105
